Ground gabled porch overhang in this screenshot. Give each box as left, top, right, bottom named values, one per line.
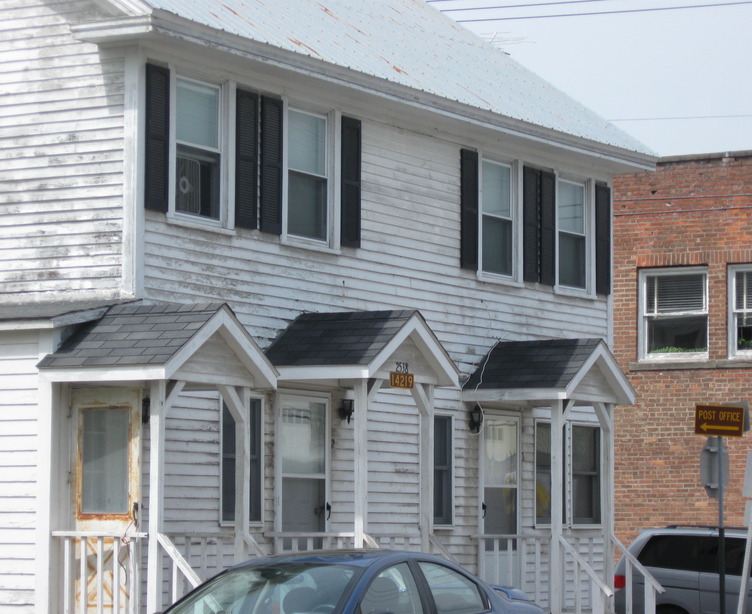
left=461, top=337, right=635, bottom=614
left=266, top=309, right=459, bottom=550
left=37, top=300, right=278, bottom=614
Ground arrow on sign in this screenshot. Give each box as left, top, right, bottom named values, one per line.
left=699, top=423, right=740, bottom=433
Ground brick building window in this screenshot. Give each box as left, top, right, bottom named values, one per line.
left=639, top=268, right=708, bottom=360
left=730, top=266, right=752, bottom=357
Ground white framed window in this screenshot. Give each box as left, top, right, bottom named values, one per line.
left=557, top=179, right=587, bottom=290
left=433, top=414, right=453, bottom=526
left=221, top=397, right=263, bottom=524
left=481, top=159, right=515, bottom=276
left=639, top=267, right=708, bottom=360
left=729, top=265, right=752, bottom=357
left=535, top=420, right=602, bottom=526
left=172, top=75, right=225, bottom=223
left=286, top=107, right=332, bottom=243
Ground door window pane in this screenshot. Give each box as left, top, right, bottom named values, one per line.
left=535, top=422, right=552, bottom=524
left=281, top=400, right=326, bottom=474
left=483, top=417, right=517, bottom=534
left=361, top=564, right=423, bottom=614
left=82, top=408, right=129, bottom=514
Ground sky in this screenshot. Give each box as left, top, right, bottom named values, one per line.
left=431, top=0, right=752, bottom=158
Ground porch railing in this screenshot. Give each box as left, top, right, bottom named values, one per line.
left=558, top=535, right=613, bottom=614
left=611, top=534, right=664, bottom=614
left=53, top=530, right=147, bottom=614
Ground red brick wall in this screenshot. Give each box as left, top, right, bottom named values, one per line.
left=612, top=151, right=752, bottom=546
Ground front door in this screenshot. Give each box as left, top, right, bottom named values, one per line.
left=481, top=414, right=519, bottom=585
left=279, top=395, right=329, bottom=548
left=72, top=388, right=142, bottom=612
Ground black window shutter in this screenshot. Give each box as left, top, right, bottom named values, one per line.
left=460, top=148, right=479, bottom=270
left=522, top=166, right=540, bottom=283
left=595, top=183, right=612, bottom=295
left=259, top=96, right=283, bottom=235
left=340, top=115, right=361, bottom=248
left=144, top=63, right=170, bottom=213
left=235, top=89, right=259, bottom=229
left=539, top=170, right=556, bottom=287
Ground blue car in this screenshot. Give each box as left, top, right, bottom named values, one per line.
left=162, top=549, right=544, bottom=614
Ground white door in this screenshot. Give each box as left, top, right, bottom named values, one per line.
left=72, top=388, right=142, bottom=612
left=481, top=414, right=520, bottom=585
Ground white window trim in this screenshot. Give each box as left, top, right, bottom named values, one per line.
left=555, top=176, right=592, bottom=296
left=638, top=266, right=709, bottom=361
left=274, top=391, right=332, bottom=534
left=433, top=412, right=455, bottom=528
left=219, top=393, right=265, bottom=528
left=728, top=264, right=752, bottom=359
left=477, top=156, right=519, bottom=282
left=166, top=68, right=231, bottom=231
left=282, top=103, right=339, bottom=250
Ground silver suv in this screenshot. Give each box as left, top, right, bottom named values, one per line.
left=614, top=525, right=752, bottom=614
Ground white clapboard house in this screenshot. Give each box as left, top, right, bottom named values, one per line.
left=0, top=0, right=657, bottom=612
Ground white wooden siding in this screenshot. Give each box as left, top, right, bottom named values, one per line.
left=0, top=0, right=126, bottom=302
left=0, top=331, right=42, bottom=609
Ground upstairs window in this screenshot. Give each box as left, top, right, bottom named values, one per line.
left=730, top=266, right=752, bottom=356
left=175, top=78, right=221, bottom=219
left=558, top=180, right=586, bottom=289
left=640, top=268, right=708, bottom=359
left=287, top=109, right=329, bottom=241
left=481, top=160, right=514, bottom=276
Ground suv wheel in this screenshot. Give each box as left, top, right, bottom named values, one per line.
left=657, top=607, right=688, bottom=614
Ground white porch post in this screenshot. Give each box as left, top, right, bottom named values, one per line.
left=219, top=385, right=250, bottom=563
left=146, top=380, right=167, bottom=614
left=550, top=399, right=565, bottom=614
left=411, top=383, right=434, bottom=552
left=595, top=402, right=616, bottom=586
left=353, top=379, right=369, bottom=547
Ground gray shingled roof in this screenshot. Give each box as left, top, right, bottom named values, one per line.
left=0, top=299, right=134, bottom=323
left=266, top=310, right=418, bottom=367
left=463, top=338, right=603, bottom=391
left=38, top=301, right=228, bottom=369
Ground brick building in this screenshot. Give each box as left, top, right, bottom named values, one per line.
left=613, top=150, right=752, bottom=545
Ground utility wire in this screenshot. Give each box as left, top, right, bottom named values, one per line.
left=447, top=1, right=752, bottom=21
left=430, top=0, right=616, bottom=9
left=610, top=114, right=752, bottom=122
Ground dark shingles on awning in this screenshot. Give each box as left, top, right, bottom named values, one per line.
left=38, top=301, right=227, bottom=369
left=265, top=310, right=417, bottom=367
left=463, top=338, right=603, bottom=391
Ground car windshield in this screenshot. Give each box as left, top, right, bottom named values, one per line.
left=168, top=561, right=360, bottom=614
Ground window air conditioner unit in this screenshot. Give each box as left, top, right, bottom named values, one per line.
left=176, top=156, right=201, bottom=214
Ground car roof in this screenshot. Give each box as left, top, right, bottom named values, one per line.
left=228, top=549, right=449, bottom=571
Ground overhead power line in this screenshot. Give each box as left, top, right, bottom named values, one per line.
left=432, top=0, right=616, bottom=11
left=610, top=114, right=752, bottom=122
left=443, top=1, right=752, bottom=22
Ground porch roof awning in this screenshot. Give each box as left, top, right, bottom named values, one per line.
left=37, top=300, right=277, bottom=389
left=265, top=309, right=459, bottom=387
left=461, top=337, right=635, bottom=406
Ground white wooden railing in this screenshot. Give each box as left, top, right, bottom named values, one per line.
left=53, top=530, right=147, bottom=614
left=611, top=534, right=664, bottom=614
left=559, top=535, right=613, bottom=614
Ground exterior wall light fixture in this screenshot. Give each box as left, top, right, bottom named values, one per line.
left=468, top=404, right=483, bottom=433
left=339, top=398, right=354, bottom=423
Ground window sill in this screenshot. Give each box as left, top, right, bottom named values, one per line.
left=630, top=358, right=752, bottom=371
left=165, top=212, right=237, bottom=237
